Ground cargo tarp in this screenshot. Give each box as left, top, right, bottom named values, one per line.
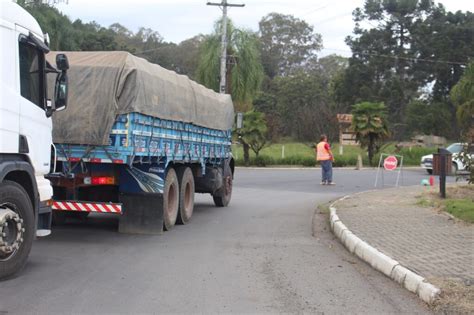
left=46, top=51, right=234, bottom=145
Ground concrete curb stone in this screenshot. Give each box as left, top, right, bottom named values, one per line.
left=329, top=202, right=441, bottom=304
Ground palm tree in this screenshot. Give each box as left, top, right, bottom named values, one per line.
left=351, top=102, right=390, bottom=166
left=238, top=111, right=267, bottom=165
left=196, top=19, right=263, bottom=112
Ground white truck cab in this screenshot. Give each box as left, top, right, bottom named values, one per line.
left=0, top=0, right=69, bottom=279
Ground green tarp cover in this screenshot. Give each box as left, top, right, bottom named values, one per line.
left=47, top=51, right=234, bottom=145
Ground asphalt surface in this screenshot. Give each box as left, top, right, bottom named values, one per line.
left=0, top=167, right=444, bottom=314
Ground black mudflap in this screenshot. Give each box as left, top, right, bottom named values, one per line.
left=118, top=193, right=163, bottom=234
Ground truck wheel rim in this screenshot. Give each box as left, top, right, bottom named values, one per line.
left=0, top=205, right=24, bottom=261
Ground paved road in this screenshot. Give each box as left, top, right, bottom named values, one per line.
left=0, top=168, right=442, bottom=313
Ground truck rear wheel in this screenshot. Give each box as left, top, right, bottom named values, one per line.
left=213, top=164, right=233, bottom=207
left=163, top=168, right=179, bottom=231
left=0, top=181, right=34, bottom=279
left=176, top=167, right=194, bottom=225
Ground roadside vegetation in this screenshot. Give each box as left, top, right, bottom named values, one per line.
left=417, top=185, right=474, bottom=223
left=233, top=141, right=434, bottom=167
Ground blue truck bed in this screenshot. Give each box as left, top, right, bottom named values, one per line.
left=56, top=112, right=232, bottom=168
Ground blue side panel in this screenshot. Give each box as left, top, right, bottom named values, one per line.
left=56, top=112, right=232, bottom=165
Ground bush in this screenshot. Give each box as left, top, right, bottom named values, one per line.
left=232, top=142, right=436, bottom=167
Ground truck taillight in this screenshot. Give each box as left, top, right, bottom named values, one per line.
left=84, top=176, right=116, bottom=185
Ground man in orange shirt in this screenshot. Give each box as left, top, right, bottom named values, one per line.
left=316, top=134, right=335, bottom=185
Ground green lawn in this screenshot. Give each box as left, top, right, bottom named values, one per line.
left=444, top=199, right=474, bottom=223
left=417, top=185, right=474, bottom=224
left=232, top=141, right=434, bottom=167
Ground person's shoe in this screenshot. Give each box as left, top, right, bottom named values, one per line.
left=320, top=181, right=327, bottom=185
left=327, top=181, right=336, bottom=185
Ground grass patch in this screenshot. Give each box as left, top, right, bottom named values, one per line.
left=444, top=199, right=474, bottom=223
left=416, top=198, right=436, bottom=208
left=418, top=185, right=474, bottom=223
left=317, top=202, right=331, bottom=214
left=232, top=141, right=435, bottom=167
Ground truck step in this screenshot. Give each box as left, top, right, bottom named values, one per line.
left=36, top=229, right=51, bottom=237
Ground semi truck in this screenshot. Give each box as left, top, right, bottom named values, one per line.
left=46, top=51, right=235, bottom=233
left=0, top=1, right=69, bottom=278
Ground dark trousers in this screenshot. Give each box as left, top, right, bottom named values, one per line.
left=321, top=160, right=333, bottom=183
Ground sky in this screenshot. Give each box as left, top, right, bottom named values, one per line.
left=55, top=0, right=474, bottom=57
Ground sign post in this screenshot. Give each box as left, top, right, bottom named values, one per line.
left=375, top=153, right=404, bottom=188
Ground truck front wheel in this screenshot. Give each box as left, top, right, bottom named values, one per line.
left=163, top=168, right=179, bottom=231
left=0, top=180, right=34, bottom=279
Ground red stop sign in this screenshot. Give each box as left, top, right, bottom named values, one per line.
left=384, top=155, right=398, bottom=171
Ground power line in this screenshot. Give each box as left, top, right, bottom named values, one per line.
left=313, top=11, right=353, bottom=26
left=207, top=0, right=245, bottom=94
left=321, top=48, right=469, bottom=65
left=300, top=4, right=328, bottom=17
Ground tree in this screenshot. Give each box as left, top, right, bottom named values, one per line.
left=315, top=54, right=348, bottom=80
left=196, top=19, right=263, bottom=112
left=451, top=62, right=474, bottom=184
left=343, top=0, right=437, bottom=139
left=237, top=111, right=267, bottom=166
left=259, top=13, right=322, bottom=78
left=272, top=70, right=337, bottom=142
left=174, top=36, right=205, bottom=78
left=405, top=100, right=452, bottom=136
left=339, top=1, right=474, bottom=140
left=351, top=102, right=389, bottom=166
left=451, top=62, right=474, bottom=138
left=412, top=6, right=474, bottom=135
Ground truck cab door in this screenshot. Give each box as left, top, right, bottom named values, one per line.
left=15, top=25, right=53, bottom=200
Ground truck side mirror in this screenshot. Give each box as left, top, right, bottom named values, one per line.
left=56, top=53, right=69, bottom=71
left=54, top=72, right=68, bottom=111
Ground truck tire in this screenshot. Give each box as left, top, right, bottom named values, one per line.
left=163, top=167, right=179, bottom=231
left=213, top=164, right=233, bottom=207
left=176, top=167, right=194, bottom=225
left=0, top=180, right=34, bottom=280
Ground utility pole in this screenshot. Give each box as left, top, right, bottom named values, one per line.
left=206, top=0, right=244, bottom=94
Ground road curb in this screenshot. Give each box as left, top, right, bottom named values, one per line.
left=329, top=196, right=440, bottom=304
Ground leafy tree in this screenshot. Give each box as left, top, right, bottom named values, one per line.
left=259, top=13, right=322, bottom=78
left=451, top=62, right=474, bottom=137
left=405, top=100, right=452, bottom=136
left=20, top=2, right=78, bottom=50
left=237, top=111, right=268, bottom=166
left=412, top=6, right=474, bottom=135
left=451, top=62, right=474, bottom=184
left=351, top=102, right=390, bottom=165
left=315, top=54, right=348, bottom=80
left=339, top=1, right=473, bottom=140
left=196, top=19, right=263, bottom=112
left=343, top=0, right=437, bottom=138
left=174, top=36, right=205, bottom=78
left=253, top=91, right=281, bottom=141
left=272, top=70, right=337, bottom=142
